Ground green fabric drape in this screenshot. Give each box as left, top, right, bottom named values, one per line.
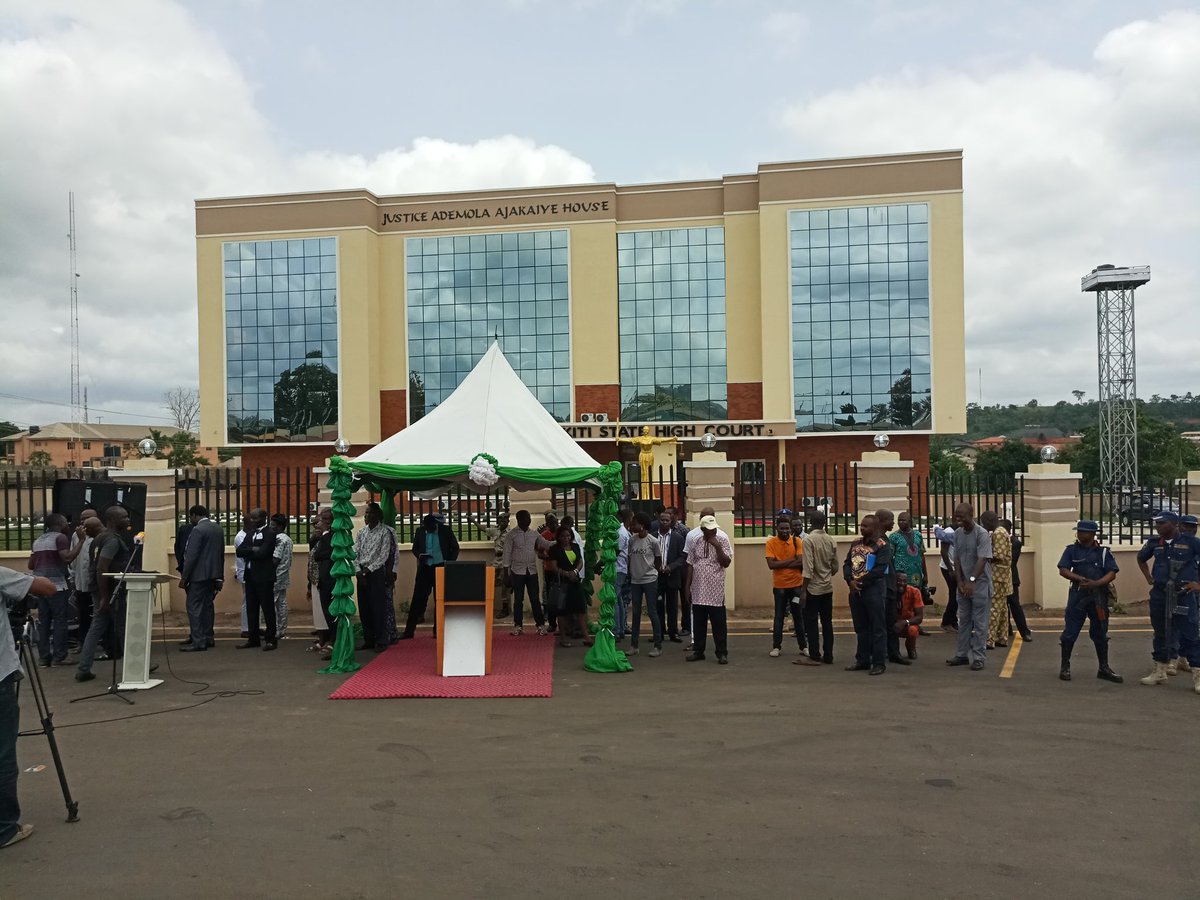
left=319, top=455, right=361, bottom=675
left=349, top=461, right=602, bottom=491
left=583, top=462, right=632, bottom=673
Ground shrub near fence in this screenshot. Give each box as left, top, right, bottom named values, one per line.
left=1, top=468, right=112, bottom=551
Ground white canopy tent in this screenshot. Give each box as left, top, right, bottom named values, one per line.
left=348, top=342, right=604, bottom=494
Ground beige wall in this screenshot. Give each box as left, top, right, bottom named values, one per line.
left=195, top=151, right=966, bottom=445
left=570, top=222, right=620, bottom=389
left=757, top=191, right=966, bottom=432
left=724, top=212, right=763, bottom=385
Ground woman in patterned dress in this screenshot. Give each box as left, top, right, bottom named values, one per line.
left=982, top=511, right=1013, bottom=648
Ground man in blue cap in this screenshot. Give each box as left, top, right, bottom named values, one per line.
left=1056, top=520, right=1122, bottom=682
left=1136, top=511, right=1200, bottom=690
left=1166, top=514, right=1200, bottom=676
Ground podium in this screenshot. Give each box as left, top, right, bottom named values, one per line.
left=105, top=572, right=172, bottom=691
left=434, top=562, right=494, bottom=677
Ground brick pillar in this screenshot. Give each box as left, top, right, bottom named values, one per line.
left=854, top=450, right=915, bottom=523
left=110, top=458, right=178, bottom=609
left=1179, top=470, right=1200, bottom=518
left=1017, top=463, right=1082, bottom=611
left=684, top=450, right=737, bottom=610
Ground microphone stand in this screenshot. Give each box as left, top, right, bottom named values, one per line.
left=71, top=534, right=142, bottom=706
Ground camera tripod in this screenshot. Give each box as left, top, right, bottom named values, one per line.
left=15, top=616, right=80, bottom=823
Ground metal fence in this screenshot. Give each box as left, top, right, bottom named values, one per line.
left=911, top=473, right=1025, bottom=544
left=735, top=464, right=858, bottom=537
left=0, top=468, right=111, bottom=551
left=174, top=466, right=320, bottom=546
left=1080, top=480, right=1190, bottom=545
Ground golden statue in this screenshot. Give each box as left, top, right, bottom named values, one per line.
left=617, top=426, right=677, bottom=497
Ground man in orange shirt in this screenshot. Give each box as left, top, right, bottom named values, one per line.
left=766, top=516, right=818, bottom=664
left=894, top=571, right=926, bottom=660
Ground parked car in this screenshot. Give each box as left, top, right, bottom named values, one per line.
left=1117, top=492, right=1180, bottom=525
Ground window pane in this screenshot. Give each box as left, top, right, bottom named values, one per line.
left=224, top=238, right=339, bottom=443
left=789, top=202, right=930, bottom=431
left=616, top=226, right=727, bottom=420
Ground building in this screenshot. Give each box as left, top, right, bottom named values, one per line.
left=195, top=150, right=965, bottom=482
left=2, top=422, right=216, bottom=469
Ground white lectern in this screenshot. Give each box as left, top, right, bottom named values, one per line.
left=435, top=563, right=494, bottom=677
left=105, top=572, right=172, bottom=691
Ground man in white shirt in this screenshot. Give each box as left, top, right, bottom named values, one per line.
left=501, top=510, right=551, bottom=635
left=1, top=565, right=57, bottom=848
left=614, top=508, right=632, bottom=640
left=234, top=524, right=248, bottom=637
left=270, top=514, right=294, bottom=640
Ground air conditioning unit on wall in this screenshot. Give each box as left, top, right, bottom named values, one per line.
left=593, top=413, right=609, bottom=422
left=580, top=413, right=595, bottom=423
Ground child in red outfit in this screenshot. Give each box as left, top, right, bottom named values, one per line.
left=894, top=572, right=925, bottom=659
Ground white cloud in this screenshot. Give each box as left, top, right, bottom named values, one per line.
left=760, top=9, right=809, bottom=54
left=0, top=1, right=595, bottom=428
left=778, top=10, right=1200, bottom=407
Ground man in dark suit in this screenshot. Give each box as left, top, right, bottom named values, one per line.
left=179, top=505, right=225, bottom=652
left=235, top=507, right=278, bottom=650
left=401, top=514, right=460, bottom=639
left=655, top=507, right=689, bottom=642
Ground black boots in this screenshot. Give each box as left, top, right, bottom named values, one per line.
left=1060, top=644, right=1072, bottom=681
left=1096, top=645, right=1123, bottom=683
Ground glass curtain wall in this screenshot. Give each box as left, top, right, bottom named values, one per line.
left=223, top=237, right=339, bottom=444
left=405, top=230, right=571, bottom=422
left=617, top=226, right=727, bottom=420
left=789, top=204, right=931, bottom=431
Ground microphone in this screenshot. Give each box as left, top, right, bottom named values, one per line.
left=134, top=532, right=145, bottom=545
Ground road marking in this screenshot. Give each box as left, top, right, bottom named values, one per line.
left=999, top=634, right=1024, bottom=679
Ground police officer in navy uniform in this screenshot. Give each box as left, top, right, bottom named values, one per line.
left=1166, top=513, right=1200, bottom=676
left=1056, top=520, right=1122, bottom=682
left=1136, top=511, right=1200, bottom=691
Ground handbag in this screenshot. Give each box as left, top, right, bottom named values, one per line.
left=547, top=580, right=569, bottom=613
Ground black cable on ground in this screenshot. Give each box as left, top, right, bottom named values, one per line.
left=44, top=584, right=265, bottom=731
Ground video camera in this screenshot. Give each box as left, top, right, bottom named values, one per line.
left=5, top=591, right=30, bottom=637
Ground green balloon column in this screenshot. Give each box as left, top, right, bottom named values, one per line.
left=319, top=455, right=362, bottom=674
left=583, top=461, right=633, bottom=673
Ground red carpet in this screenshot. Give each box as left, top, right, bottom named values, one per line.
left=329, top=631, right=555, bottom=699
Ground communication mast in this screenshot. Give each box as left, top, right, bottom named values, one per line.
left=68, top=193, right=83, bottom=434
left=1081, top=264, right=1150, bottom=491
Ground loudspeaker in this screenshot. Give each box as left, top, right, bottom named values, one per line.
left=53, top=479, right=117, bottom=525
left=113, top=482, right=147, bottom=534
left=52, top=479, right=147, bottom=533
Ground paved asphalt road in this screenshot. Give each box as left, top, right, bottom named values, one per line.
left=3, top=621, right=1198, bottom=899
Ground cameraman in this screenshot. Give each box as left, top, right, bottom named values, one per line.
left=1, top=565, right=57, bottom=848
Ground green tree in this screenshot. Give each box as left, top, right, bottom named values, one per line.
left=148, top=429, right=211, bottom=467
left=621, top=386, right=727, bottom=422
left=273, top=354, right=338, bottom=438
left=929, top=436, right=971, bottom=490
left=1060, top=409, right=1200, bottom=485
left=0, top=421, right=20, bottom=438
left=972, top=438, right=1039, bottom=485
left=27, top=450, right=52, bottom=467
left=409, top=371, right=426, bottom=422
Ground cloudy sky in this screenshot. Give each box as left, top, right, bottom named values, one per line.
left=1, top=0, right=1197, bottom=429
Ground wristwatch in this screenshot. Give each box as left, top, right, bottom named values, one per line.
left=968, top=576, right=977, bottom=583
